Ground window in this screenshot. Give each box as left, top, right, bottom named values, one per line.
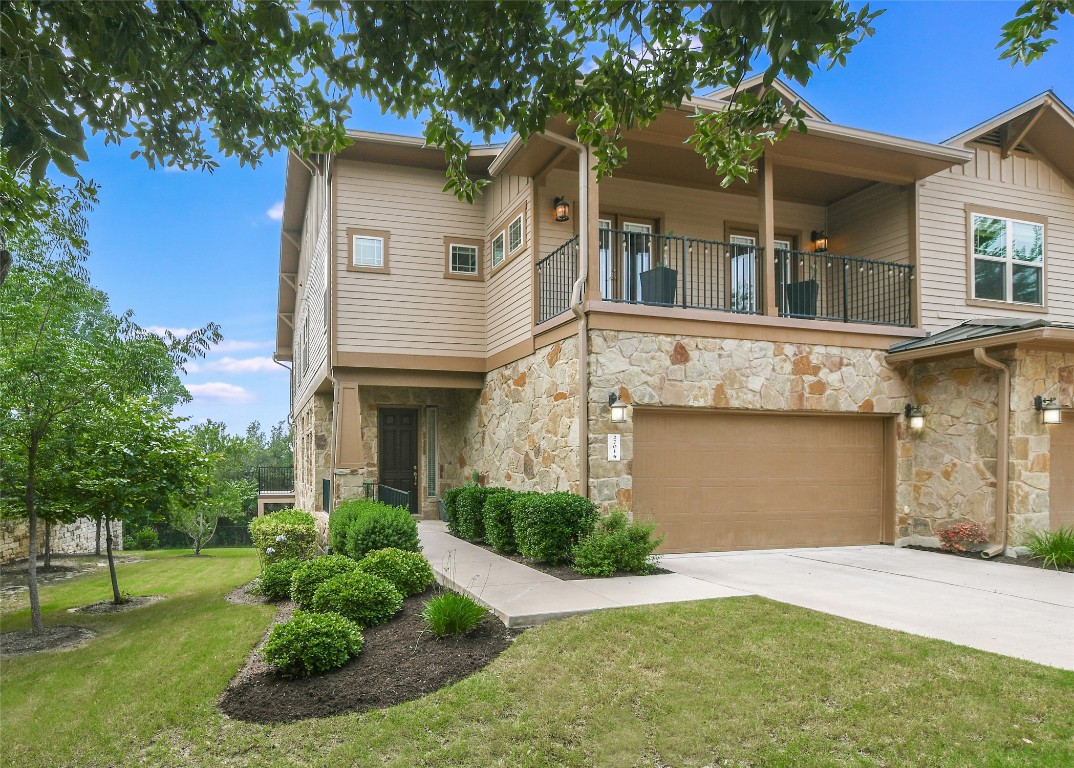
left=425, top=408, right=438, bottom=497
left=508, top=212, right=524, bottom=252
left=491, top=231, right=505, bottom=267
left=443, top=237, right=483, bottom=279
left=346, top=228, right=390, bottom=272
left=971, top=212, right=1044, bottom=305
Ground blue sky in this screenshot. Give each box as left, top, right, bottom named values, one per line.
left=75, top=1, right=1072, bottom=435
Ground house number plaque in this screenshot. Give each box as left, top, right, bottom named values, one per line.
left=607, top=433, right=621, bottom=461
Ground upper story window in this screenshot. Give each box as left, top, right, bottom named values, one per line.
left=444, top=237, right=483, bottom=280
left=970, top=211, right=1045, bottom=306
left=491, top=231, right=505, bottom=267
left=508, top=212, right=525, bottom=253
left=347, top=227, right=391, bottom=273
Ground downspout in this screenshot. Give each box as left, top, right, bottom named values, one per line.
left=974, top=347, right=1010, bottom=558
left=540, top=131, right=590, bottom=498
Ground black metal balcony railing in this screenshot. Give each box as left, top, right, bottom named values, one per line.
left=776, top=249, right=915, bottom=327
left=535, top=230, right=915, bottom=328
left=536, top=235, right=578, bottom=323
left=257, top=466, right=294, bottom=494
left=377, top=484, right=412, bottom=511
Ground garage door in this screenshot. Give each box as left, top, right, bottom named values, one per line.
left=633, top=410, right=889, bottom=553
left=1052, top=420, right=1074, bottom=531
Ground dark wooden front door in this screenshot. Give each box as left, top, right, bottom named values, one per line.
left=378, top=408, right=419, bottom=513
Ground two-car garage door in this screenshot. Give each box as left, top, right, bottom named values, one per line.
left=633, top=410, right=890, bottom=553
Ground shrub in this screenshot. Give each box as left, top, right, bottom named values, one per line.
left=249, top=509, right=317, bottom=564
left=311, top=571, right=403, bottom=627
left=513, top=491, right=598, bottom=564
left=483, top=489, right=523, bottom=553
left=334, top=499, right=420, bottom=560
left=442, top=486, right=464, bottom=534
left=572, top=510, right=664, bottom=576
left=258, top=558, right=301, bottom=601
left=290, top=554, right=361, bottom=609
left=328, top=502, right=359, bottom=555
left=130, top=528, right=159, bottom=551
left=262, top=610, right=363, bottom=677
left=356, top=548, right=435, bottom=597
left=937, top=521, right=989, bottom=553
left=453, top=485, right=499, bottom=541
left=421, top=592, right=488, bottom=637
left=1025, top=527, right=1074, bottom=570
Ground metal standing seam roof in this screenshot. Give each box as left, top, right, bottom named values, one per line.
left=887, top=319, right=1074, bottom=353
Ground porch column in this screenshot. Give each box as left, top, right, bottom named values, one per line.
left=335, top=382, right=363, bottom=468
left=584, top=157, right=601, bottom=304
left=758, top=154, right=777, bottom=316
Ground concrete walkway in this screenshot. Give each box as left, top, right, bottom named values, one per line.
left=419, top=521, right=1074, bottom=670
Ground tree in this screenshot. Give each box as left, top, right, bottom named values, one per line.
left=172, top=476, right=255, bottom=556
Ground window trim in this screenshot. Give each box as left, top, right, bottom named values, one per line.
left=346, top=227, right=391, bottom=273
left=443, top=236, right=484, bottom=281
left=964, top=205, right=1048, bottom=312
left=490, top=231, right=506, bottom=269
left=507, top=210, right=525, bottom=254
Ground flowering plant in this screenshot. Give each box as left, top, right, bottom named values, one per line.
left=937, top=521, right=988, bottom=553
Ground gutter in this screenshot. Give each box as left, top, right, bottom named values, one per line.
left=973, top=348, right=1010, bottom=558
left=538, top=130, right=591, bottom=499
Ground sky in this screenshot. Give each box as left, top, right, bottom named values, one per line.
left=73, top=1, right=1073, bottom=435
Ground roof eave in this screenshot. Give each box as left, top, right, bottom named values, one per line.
left=886, top=326, right=1074, bottom=364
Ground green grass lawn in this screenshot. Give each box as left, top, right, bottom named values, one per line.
left=2, top=549, right=1072, bottom=768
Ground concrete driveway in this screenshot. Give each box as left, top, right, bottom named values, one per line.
left=662, top=545, right=1074, bottom=670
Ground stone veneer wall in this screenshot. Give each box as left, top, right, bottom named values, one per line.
left=587, top=330, right=912, bottom=512
left=293, top=392, right=333, bottom=538
left=1, top=517, right=123, bottom=564
left=463, top=338, right=581, bottom=494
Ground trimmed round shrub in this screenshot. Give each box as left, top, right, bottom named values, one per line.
left=310, top=571, right=403, bottom=627
left=328, top=502, right=359, bottom=555
left=572, top=510, right=664, bottom=577
left=290, top=554, right=361, bottom=609
left=441, top=486, right=464, bottom=533
left=131, top=528, right=159, bottom=551
left=513, top=492, right=599, bottom=564
left=249, top=509, right=317, bottom=564
left=356, top=548, right=435, bottom=597
left=335, top=499, right=420, bottom=560
left=483, top=489, right=526, bottom=554
left=453, top=485, right=497, bottom=542
left=421, top=592, right=488, bottom=637
left=259, top=558, right=302, bottom=601
left=262, top=610, right=363, bottom=677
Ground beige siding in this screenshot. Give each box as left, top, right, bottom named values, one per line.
left=293, top=172, right=330, bottom=404
left=917, top=145, right=1074, bottom=332
left=335, top=161, right=486, bottom=357
left=829, top=183, right=911, bottom=264
left=484, top=175, right=534, bottom=355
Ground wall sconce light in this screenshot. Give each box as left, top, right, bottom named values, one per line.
left=609, top=392, right=629, bottom=424
left=1035, top=395, right=1063, bottom=425
left=553, top=197, right=571, bottom=222
left=811, top=230, right=829, bottom=253
left=904, top=403, right=925, bottom=430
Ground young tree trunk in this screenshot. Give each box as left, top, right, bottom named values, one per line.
left=95, top=515, right=102, bottom=556
left=25, top=437, right=44, bottom=635
left=43, top=520, right=52, bottom=569
left=105, top=513, right=122, bottom=604
left=195, top=510, right=203, bottom=556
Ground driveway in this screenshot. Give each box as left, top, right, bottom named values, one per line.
left=662, top=545, right=1074, bottom=670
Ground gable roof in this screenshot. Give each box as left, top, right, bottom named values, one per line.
left=944, top=90, right=1074, bottom=181
left=704, top=74, right=829, bottom=121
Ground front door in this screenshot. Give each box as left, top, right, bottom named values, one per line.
left=379, top=408, right=419, bottom=513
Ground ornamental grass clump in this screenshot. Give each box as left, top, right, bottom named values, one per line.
left=311, top=571, right=403, bottom=627
left=421, top=592, right=488, bottom=637
left=334, top=499, right=420, bottom=560
left=249, top=509, right=317, bottom=564
left=356, top=548, right=435, bottom=597
left=262, top=610, right=363, bottom=677
left=258, top=557, right=302, bottom=601
left=572, top=510, right=664, bottom=577
left=290, top=555, right=361, bottom=609
left=936, top=521, right=989, bottom=553
left=1025, top=527, right=1074, bottom=570
left=513, top=491, right=598, bottom=563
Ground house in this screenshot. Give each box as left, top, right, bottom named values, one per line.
left=274, top=81, right=1074, bottom=556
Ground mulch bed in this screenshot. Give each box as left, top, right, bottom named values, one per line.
left=905, top=545, right=1074, bottom=573
left=218, top=588, right=522, bottom=723
left=460, top=538, right=670, bottom=580
left=68, top=595, right=166, bottom=615
left=0, top=625, right=97, bottom=657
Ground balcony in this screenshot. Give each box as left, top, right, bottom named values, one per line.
left=537, top=229, right=914, bottom=328
left=256, top=466, right=296, bottom=516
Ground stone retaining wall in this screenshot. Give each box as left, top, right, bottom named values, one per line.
left=1, top=517, right=123, bottom=564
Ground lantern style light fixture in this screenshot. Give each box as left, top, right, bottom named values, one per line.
left=1035, top=395, right=1063, bottom=425
left=811, top=230, right=829, bottom=253
left=904, top=403, right=925, bottom=431
left=553, top=197, right=571, bottom=222
left=609, top=391, right=629, bottom=423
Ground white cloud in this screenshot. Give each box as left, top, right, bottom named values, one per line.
left=204, top=356, right=281, bottom=374
left=186, top=382, right=255, bottom=403
left=214, top=339, right=274, bottom=353
left=266, top=201, right=284, bottom=221
left=145, top=325, right=195, bottom=337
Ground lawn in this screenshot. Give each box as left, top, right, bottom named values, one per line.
left=2, top=549, right=1072, bottom=768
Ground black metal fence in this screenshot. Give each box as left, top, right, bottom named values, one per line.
left=775, top=249, right=914, bottom=326
left=257, top=466, right=294, bottom=494
left=377, top=484, right=412, bottom=511
left=151, top=524, right=253, bottom=549
left=535, top=235, right=578, bottom=323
